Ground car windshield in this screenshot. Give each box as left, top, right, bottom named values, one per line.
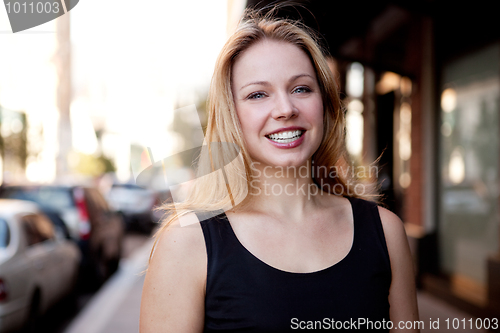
left=109, top=184, right=152, bottom=198
left=0, top=187, right=74, bottom=211
left=107, top=184, right=155, bottom=211
left=0, top=219, right=9, bottom=248
left=111, top=184, right=147, bottom=191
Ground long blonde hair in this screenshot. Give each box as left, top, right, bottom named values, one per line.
left=152, top=9, right=376, bottom=247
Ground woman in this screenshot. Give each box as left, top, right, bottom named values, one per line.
left=140, top=9, right=419, bottom=333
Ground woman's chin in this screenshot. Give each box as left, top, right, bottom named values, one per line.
left=252, top=158, right=312, bottom=170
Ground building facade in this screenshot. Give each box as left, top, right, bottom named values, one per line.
left=247, top=0, right=500, bottom=318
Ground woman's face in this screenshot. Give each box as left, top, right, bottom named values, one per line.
left=231, top=40, right=324, bottom=170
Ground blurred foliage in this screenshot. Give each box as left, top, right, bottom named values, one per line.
left=0, top=107, right=28, bottom=179
left=171, top=93, right=208, bottom=168
left=70, top=152, right=116, bottom=177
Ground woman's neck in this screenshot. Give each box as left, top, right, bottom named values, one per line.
left=242, top=161, right=326, bottom=219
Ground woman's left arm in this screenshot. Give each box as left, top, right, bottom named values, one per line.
left=378, top=206, right=420, bottom=333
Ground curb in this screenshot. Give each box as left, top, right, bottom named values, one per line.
left=64, top=239, right=153, bottom=333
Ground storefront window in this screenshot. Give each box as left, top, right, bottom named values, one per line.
left=439, top=43, right=500, bottom=306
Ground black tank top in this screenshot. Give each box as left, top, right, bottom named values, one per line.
left=199, top=196, right=392, bottom=332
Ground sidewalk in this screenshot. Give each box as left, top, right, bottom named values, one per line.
left=64, top=241, right=488, bottom=333
left=64, top=239, right=152, bottom=333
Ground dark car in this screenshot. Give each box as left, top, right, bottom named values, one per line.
left=0, top=185, right=124, bottom=288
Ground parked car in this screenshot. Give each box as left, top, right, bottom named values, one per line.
left=0, top=199, right=81, bottom=333
left=0, top=185, right=124, bottom=287
left=106, top=184, right=158, bottom=233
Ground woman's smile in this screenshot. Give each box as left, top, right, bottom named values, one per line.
left=265, top=128, right=306, bottom=148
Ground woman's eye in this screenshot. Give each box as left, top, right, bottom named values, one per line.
left=247, top=92, right=266, bottom=100
left=293, top=86, right=311, bottom=94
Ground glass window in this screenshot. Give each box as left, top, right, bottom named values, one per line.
left=0, top=219, right=10, bottom=248
left=22, top=215, right=41, bottom=246
left=33, top=214, right=55, bottom=241
left=21, top=214, right=55, bottom=246
left=439, top=43, right=500, bottom=306
left=0, top=187, right=74, bottom=211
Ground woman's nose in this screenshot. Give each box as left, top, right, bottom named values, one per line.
left=272, top=93, right=298, bottom=120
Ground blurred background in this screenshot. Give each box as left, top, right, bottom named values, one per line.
left=0, top=0, right=499, bottom=332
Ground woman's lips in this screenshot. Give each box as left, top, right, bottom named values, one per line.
left=265, top=131, right=305, bottom=149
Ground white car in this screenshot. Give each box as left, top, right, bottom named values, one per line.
left=106, top=184, right=158, bottom=233
left=0, top=199, right=81, bottom=333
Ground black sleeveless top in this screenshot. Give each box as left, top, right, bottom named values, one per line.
left=199, top=196, right=392, bottom=332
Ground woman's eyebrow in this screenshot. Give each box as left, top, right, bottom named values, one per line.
left=240, top=81, right=270, bottom=91
left=289, top=73, right=314, bottom=82
left=239, top=74, right=314, bottom=91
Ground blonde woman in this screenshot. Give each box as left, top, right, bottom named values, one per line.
left=140, top=9, right=419, bottom=333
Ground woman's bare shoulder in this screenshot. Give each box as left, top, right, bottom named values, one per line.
left=151, top=213, right=206, bottom=261
left=377, top=206, right=407, bottom=244
left=146, top=212, right=207, bottom=285
left=140, top=213, right=206, bottom=332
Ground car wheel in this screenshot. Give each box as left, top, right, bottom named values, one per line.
left=107, top=256, right=120, bottom=275
left=61, top=280, right=79, bottom=313
left=24, top=290, right=40, bottom=333
left=107, top=236, right=122, bottom=275
left=92, top=248, right=109, bottom=288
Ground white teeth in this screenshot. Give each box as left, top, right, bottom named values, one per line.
left=267, top=130, right=303, bottom=143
